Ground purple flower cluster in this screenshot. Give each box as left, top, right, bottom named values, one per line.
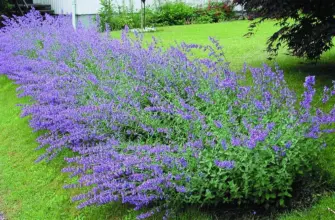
left=1, top=10, right=335, bottom=218
left=214, top=160, right=235, bottom=169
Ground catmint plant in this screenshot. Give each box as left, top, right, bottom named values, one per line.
left=0, top=10, right=334, bottom=219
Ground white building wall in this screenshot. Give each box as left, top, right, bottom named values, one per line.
left=76, top=0, right=101, bottom=14
left=34, top=0, right=100, bottom=14
left=34, top=0, right=72, bottom=14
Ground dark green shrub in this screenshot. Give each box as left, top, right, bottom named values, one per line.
left=193, top=14, right=213, bottom=24
left=152, top=2, right=195, bottom=26
left=109, top=14, right=135, bottom=30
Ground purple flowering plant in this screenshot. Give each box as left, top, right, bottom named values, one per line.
left=1, top=10, right=335, bottom=218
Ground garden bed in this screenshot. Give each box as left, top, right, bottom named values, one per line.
left=1, top=10, right=335, bottom=220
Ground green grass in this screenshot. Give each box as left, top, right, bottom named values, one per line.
left=0, top=76, right=132, bottom=220
left=1, top=21, right=335, bottom=220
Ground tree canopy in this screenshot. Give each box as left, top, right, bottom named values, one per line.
left=236, top=0, right=335, bottom=60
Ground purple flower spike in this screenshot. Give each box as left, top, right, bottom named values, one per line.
left=231, top=137, right=241, bottom=146
left=285, top=141, right=292, bottom=149
left=214, top=120, right=223, bottom=128
left=214, top=160, right=235, bottom=169
left=272, top=146, right=280, bottom=152
left=221, top=139, right=227, bottom=150
left=87, top=74, right=99, bottom=85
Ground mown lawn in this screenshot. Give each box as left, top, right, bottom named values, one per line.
left=1, top=21, right=335, bottom=220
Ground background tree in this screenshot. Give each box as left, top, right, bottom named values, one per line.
left=235, top=0, right=335, bottom=60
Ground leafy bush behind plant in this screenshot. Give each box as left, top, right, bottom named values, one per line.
left=193, top=1, right=236, bottom=24
left=151, top=2, right=194, bottom=26
left=99, top=0, right=155, bottom=31
left=1, top=10, right=335, bottom=219
left=99, top=0, right=236, bottom=30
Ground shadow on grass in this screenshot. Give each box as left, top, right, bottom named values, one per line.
left=280, top=53, right=335, bottom=86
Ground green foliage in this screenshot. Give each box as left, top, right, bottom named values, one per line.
left=151, top=2, right=194, bottom=26
left=236, top=0, right=335, bottom=60
left=99, top=0, right=149, bottom=31
left=193, top=14, right=213, bottom=24
left=98, top=0, right=237, bottom=30
left=152, top=1, right=236, bottom=26
left=98, top=0, right=113, bottom=31
left=181, top=137, right=320, bottom=207
left=108, top=13, right=135, bottom=30
left=192, top=1, right=236, bottom=24
left=153, top=68, right=324, bottom=210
